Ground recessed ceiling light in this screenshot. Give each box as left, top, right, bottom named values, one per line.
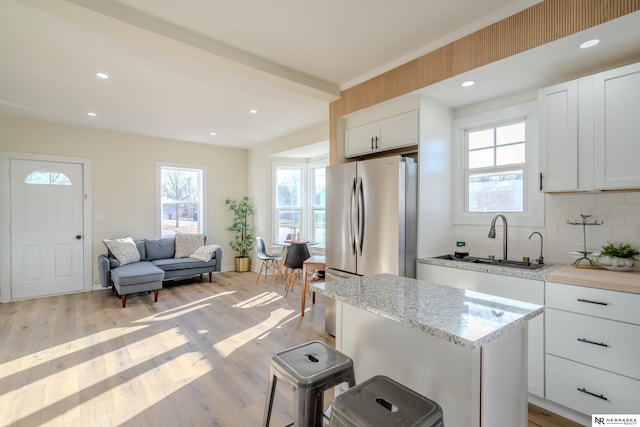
left=210, top=131, right=217, bottom=136
left=580, top=39, right=600, bottom=49
left=96, top=72, right=109, bottom=79
left=461, top=80, right=475, bottom=87
left=249, top=108, right=258, bottom=114
left=87, top=112, right=97, bottom=117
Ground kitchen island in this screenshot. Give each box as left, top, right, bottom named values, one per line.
left=311, top=273, right=543, bottom=427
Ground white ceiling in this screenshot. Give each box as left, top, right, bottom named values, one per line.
left=1, top=1, right=639, bottom=152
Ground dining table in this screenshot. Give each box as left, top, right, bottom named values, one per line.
left=301, top=255, right=325, bottom=316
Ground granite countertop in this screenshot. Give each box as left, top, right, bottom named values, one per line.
left=420, top=256, right=639, bottom=293
left=418, top=256, right=560, bottom=281
left=311, top=273, right=543, bottom=350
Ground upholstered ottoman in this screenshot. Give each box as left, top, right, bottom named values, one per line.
left=110, top=261, right=164, bottom=307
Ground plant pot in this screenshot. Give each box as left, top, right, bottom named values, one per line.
left=598, top=255, right=634, bottom=270
left=234, top=256, right=251, bottom=272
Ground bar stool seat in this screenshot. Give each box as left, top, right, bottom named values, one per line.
left=329, top=375, right=444, bottom=427
left=263, top=340, right=356, bottom=427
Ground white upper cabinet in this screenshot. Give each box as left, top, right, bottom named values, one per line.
left=538, top=61, right=640, bottom=192
left=594, top=62, right=640, bottom=189
left=344, top=110, right=418, bottom=158
left=538, top=80, right=579, bottom=192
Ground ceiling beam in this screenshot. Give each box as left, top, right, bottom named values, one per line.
left=59, top=0, right=341, bottom=102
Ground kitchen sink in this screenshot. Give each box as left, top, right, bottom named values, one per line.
left=434, top=254, right=547, bottom=270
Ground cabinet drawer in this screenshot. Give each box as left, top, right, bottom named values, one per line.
left=546, top=309, right=640, bottom=380
left=546, top=281, right=640, bottom=325
left=546, top=354, right=640, bottom=415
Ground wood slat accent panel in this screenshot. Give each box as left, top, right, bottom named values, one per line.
left=329, top=0, right=640, bottom=163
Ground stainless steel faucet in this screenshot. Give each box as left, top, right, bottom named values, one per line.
left=488, top=213, right=508, bottom=261
left=529, top=231, right=544, bottom=264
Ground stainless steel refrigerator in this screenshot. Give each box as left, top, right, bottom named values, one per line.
left=324, top=155, right=417, bottom=334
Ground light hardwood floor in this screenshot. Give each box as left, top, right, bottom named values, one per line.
left=0, top=272, right=583, bottom=426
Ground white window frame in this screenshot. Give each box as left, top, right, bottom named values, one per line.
left=308, top=159, right=327, bottom=247
left=452, top=101, right=543, bottom=227
left=156, top=162, right=206, bottom=238
left=272, top=159, right=327, bottom=247
left=272, top=163, right=306, bottom=241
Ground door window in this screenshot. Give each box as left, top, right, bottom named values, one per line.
left=24, top=170, right=71, bottom=185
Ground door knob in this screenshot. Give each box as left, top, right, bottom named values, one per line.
left=76, top=235, right=82, bottom=240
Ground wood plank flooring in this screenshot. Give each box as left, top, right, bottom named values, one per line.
left=0, top=272, right=584, bottom=426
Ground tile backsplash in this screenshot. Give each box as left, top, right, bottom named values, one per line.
left=452, top=191, right=640, bottom=270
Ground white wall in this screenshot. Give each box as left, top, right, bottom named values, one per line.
left=0, top=115, right=248, bottom=284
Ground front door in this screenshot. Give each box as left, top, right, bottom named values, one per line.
left=10, top=159, right=85, bottom=299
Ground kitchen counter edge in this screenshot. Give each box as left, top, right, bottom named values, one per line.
left=418, top=256, right=560, bottom=281
left=311, top=273, right=543, bottom=350
left=419, top=257, right=640, bottom=294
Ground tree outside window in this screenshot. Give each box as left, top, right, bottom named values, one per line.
left=275, top=167, right=303, bottom=240
left=273, top=161, right=327, bottom=245
left=159, top=165, right=203, bottom=237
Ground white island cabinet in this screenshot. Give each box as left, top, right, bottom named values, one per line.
left=312, top=273, right=543, bottom=427
left=417, top=261, right=546, bottom=397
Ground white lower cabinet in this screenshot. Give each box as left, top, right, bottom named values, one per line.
left=545, top=281, right=640, bottom=415
left=417, top=263, right=544, bottom=397
left=546, top=309, right=640, bottom=380
left=546, top=355, right=640, bottom=415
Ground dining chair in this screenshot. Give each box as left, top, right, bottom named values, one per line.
left=282, top=243, right=310, bottom=296
left=255, top=237, right=282, bottom=284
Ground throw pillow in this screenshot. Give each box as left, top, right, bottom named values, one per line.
left=175, top=233, right=205, bottom=258
left=145, top=238, right=175, bottom=261
left=190, top=245, right=221, bottom=262
left=103, top=237, right=141, bottom=266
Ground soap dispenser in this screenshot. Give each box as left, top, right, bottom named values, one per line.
left=454, top=241, right=469, bottom=259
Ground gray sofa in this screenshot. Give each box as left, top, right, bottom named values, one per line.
left=98, top=236, right=223, bottom=307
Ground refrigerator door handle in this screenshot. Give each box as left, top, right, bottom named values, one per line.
left=355, top=177, right=364, bottom=256
left=349, top=177, right=357, bottom=255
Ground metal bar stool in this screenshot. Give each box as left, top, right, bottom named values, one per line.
left=263, top=340, right=356, bottom=427
left=329, top=375, right=444, bottom=427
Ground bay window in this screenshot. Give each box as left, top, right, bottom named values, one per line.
left=273, top=160, right=326, bottom=246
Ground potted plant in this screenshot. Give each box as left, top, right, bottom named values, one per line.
left=225, top=196, right=256, bottom=272
left=599, top=242, right=639, bottom=270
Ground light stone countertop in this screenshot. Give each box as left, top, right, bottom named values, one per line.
left=311, top=273, right=543, bottom=350
left=418, top=256, right=560, bottom=281
left=419, top=257, right=639, bottom=293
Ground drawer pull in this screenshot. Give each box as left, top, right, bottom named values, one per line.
left=577, top=337, right=609, bottom=347
left=577, top=387, right=608, bottom=401
left=577, top=298, right=609, bottom=306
